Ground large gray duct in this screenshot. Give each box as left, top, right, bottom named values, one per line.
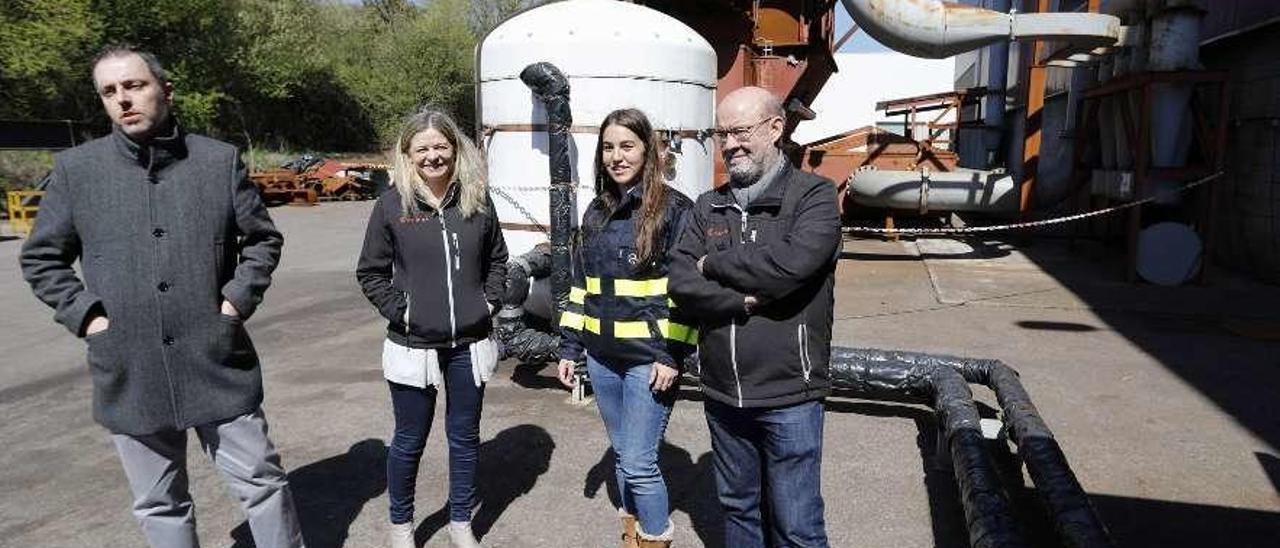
left=849, top=167, right=1019, bottom=213
left=840, top=0, right=1121, bottom=59
left=841, top=0, right=1123, bottom=215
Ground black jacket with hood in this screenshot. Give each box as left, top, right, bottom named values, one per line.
left=357, top=185, right=508, bottom=348
left=669, top=162, right=841, bottom=408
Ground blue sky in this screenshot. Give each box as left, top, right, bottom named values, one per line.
left=834, top=4, right=891, bottom=54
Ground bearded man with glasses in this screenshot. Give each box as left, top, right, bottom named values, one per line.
left=670, top=86, right=841, bottom=547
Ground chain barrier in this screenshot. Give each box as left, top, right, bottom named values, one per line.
left=842, top=171, right=1223, bottom=236
left=492, top=183, right=583, bottom=193
left=491, top=171, right=1225, bottom=237
left=491, top=186, right=550, bottom=234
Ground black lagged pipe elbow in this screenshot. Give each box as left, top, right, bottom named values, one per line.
left=830, top=347, right=1028, bottom=548
left=519, top=62, right=573, bottom=324
left=955, top=359, right=1113, bottom=548
left=496, top=245, right=561, bottom=364
left=830, top=347, right=1113, bottom=548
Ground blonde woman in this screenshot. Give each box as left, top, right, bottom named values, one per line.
left=357, top=109, right=508, bottom=548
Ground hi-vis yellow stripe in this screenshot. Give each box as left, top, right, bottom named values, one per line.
left=558, top=314, right=698, bottom=345
left=569, top=287, right=587, bottom=304
left=560, top=311, right=585, bottom=330
left=584, top=277, right=668, bottom=298
left=558, top=311, right=599, bottom=333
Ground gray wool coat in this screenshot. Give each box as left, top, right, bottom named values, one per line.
left=20, top=126, right=283, bottom=436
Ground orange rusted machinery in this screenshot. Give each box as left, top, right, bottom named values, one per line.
left=638, top=0, right=839, bottom=184
left=801, top=125, right=961, bottom=215
left=249, top=156, right=381, bottom=206
left=799, top=88, right=981, bottom=215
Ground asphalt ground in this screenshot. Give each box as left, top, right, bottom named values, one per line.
left=2, top=202, right=1277, bottom=547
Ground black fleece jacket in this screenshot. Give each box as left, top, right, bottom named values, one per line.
left=357, top=185, right=508, bottom=348
left=669, top=162, right=842, bottom=408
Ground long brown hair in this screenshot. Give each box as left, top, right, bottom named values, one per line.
left=390, top=108, right=487, bottom=218
left=591, top=108, right=667, bottom=267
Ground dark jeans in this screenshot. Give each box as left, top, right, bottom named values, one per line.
left=587, top=355, right=675, bottom=535
left=704, top=399, right=829, bottom=548
left=387, top=346, right=484, bottom=524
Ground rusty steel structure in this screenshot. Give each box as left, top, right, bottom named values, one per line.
left=801, top=124, right=961, bottom=219
left=1075, top=70, right=1230, bottom=282
left=636, top=0, right=839, bottom=183
left=249, top=158, right=382, bottom=206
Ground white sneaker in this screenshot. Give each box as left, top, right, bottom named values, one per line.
left=448, top=520, right=484, bottom=548
left=389, top=520, right=414, bottom=548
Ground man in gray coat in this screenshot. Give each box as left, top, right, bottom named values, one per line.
left=19, top=45, right=305, bottom=548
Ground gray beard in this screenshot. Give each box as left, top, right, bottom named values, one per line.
left=727, top=149, right=779, bottom=187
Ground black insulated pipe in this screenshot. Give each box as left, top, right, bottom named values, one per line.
left=830, top=347, right=1027, bottom=548
left=496, top=246, right=560, bottom=364
left=830, top=347, right=1113, bottom=548
left=519, top=62, right=574, bottom=324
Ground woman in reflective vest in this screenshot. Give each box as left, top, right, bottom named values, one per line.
left=557, top=108, right=696, bottom=548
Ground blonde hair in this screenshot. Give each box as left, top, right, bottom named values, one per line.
left=390, top=109, right=488, bottom=218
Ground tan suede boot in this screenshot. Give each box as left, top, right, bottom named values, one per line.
left=636, top=520, right=673, bottom=548
left=619, top=510, right=640, bottom=548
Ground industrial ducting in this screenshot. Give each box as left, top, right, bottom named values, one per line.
left=841, top=0, right=1126, bottom=216
left=831, top=347, right=1114, bottom=548
left=496, top=246, right=561, bottom=364
left=840, top=0, right=1121, bottom=59
left=519, top=62, right=575, bottom=321
left=848, top=167, right=1019, bottom=214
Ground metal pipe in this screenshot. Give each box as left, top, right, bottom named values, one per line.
left=1148, top=5, right=1203, bottom=176
left=830, top=347, right=1028, bottom=548
left=831, top=347, right=1115, bottom=548
left=519, top=62, right=574, bottom=322
left=840, top=0, right=1120, bottom=59
left=848, top=167, right=1019, bottom=213
left=495, top=246, right=561, bottom=363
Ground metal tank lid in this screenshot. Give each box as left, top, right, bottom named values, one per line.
left=479, top=0, right=716, bottom=87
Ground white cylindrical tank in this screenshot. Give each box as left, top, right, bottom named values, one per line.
left=478, top=0, right=717, bottom=256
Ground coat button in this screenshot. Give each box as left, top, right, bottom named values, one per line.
left=162, top=336, right=175, bottom=346
left=157, top=282, right=170, bottom=292
left=152, top=228, right=166, bottom=238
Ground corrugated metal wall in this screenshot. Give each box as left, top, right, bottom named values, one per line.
left=1201, top=0, right=1280, bottom=44
left=1202, top=22, right=1280, bottom=283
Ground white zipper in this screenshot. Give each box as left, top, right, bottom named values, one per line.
left=737, top=206, right=748, bottom=244
left=439, top=214, right=458, bottom=347
left=402, top=292, right=412, bottom=336
left=798, top=323, right=811, bottom=383
left=713, top=200, right=748, bottom=406
left=452, top=232, right=461, bottom=270
left=731, top=320, right=743, bottom=407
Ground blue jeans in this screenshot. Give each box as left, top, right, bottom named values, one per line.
left=704, top=399, right=829, bottom=548
left=587, top=355, right=675, bottom=536
left=387, top=346, right=484, bottom=524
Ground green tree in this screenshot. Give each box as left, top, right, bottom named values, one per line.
left=327, top=0, right=478, bottom=142
left=1, top=0, right=511, bottom=152
left=89, top=0, right=240, bottom=133
left=0, top=0, right=101, bottom=120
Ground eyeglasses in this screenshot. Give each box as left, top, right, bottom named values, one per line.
left=711, top=117, right=778, bottom=142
